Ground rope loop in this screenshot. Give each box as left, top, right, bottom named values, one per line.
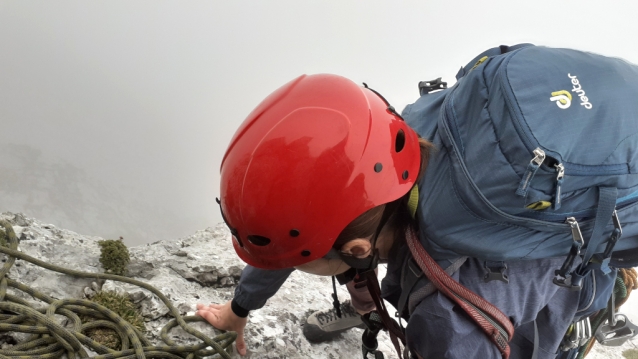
left=0, top=219, right=236, bottom=359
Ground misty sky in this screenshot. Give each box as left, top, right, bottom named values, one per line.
left=1, top=1, right=637, bottom=245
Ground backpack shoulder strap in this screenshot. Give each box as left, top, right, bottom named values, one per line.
left=401, top=256, right=468, bottom=316
left=405, top=227, right=515, bottom=358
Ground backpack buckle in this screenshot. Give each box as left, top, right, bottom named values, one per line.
left=553, top=241, right=583, bottom=290
left=418, top=78, right=448, bottom=95
left=483, top=261, right=509, bottom=283
left=599, top=210, right=622, bottom=274
left=554, top=218, right=584, bottom=290
left=595, top=313, right=638, bottom=346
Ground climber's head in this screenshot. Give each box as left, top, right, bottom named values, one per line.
left=218, top=74, right=424, bottom=271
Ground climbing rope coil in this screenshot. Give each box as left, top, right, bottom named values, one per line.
left=0, top=220, right=236, bottom=359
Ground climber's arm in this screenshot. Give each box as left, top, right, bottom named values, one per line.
left=232, top=265, right=295, bottom=315
left=196, top=265, right=294, bottom=356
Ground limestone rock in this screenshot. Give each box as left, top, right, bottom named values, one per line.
left=127, top=259, right=156, bottom=279
left=0, top=212, right=632, bottom=359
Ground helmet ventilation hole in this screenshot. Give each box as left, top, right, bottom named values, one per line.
left=374, top=163, right=383, bottom=173
left=289, top=229, right=300, bottom=237
left=395, top=129, right=405, bottom=152
left=402, top=170, right=409, bottom=180
left=301, top=250, right=311, bottom=257
left=247, top=235, right=271, bottom=246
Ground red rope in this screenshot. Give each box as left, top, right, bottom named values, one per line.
left=406, top=227, right=514, bottom=359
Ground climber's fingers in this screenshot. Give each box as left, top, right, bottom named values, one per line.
left=196, top=303, right=215, bottom=312
left=235, top=328, right=247, bottom=356
left=195, top=302, right=224, bottom=312
left=196, top=300, right=248, bottom=356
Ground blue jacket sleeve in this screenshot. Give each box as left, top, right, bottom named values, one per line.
left=232, top=265, right=295, bottom=315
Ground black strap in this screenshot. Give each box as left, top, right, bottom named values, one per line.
left=331, top=276, right=342, bottom=318
left=356, top=270, right=405, bottom=359
left=397, top=258, right=423, bottom=319
left=361, top=312, right=385, bottom=359
left=578, top=187, right=618, bottom=274
left=566, top=187, right=618, bottom=289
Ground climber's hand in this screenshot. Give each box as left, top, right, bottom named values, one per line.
left=196, top=301, right=248, bottom=356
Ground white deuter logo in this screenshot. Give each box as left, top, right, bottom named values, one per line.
left=550, top=90, right=572, bottom=109
left=568, top=73, right=593, bottom=109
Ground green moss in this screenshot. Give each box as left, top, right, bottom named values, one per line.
left=86, top=327, right=120, bottom=350
left=98, top=239, right=130, bottom=276
left=0, top=229, right=7, bottom=248
left=624, top=349, right=638, bottom=359
left=84, top=290, right=146, bottom=350
left=0, top=220, right=16, bottom=248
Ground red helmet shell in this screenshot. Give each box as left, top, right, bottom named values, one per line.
left=220, top=74, right=420, bottom=269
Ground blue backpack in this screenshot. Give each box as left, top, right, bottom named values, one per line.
left=402, top=44, right=638, bottom=292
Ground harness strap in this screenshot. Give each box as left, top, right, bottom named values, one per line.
left=397, top=258, right=423, bottom=319
left=409, top=256, right=468, bottom=315
left=580, top=187, right=618, bottom=268
left=361, top=311, right=386, bottom=359
left=576, top=188, right=617, bottom=283
left=356, top=270, right=406, bottom=358
left=405, top=227, right=514, bottom=359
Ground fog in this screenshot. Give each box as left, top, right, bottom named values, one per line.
left=1, top=1, right=637, bottom=246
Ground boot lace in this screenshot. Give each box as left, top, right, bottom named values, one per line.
left=316, top=300, right=359, bottom=325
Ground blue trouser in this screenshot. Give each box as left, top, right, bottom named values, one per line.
left=404, top=257, right=581, bottom=359
left=235, top=256, right=594, bottom=358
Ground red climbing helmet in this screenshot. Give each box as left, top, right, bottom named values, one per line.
left=219, top=74, right=421, bottom=269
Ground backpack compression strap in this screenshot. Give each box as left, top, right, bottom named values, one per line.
left=405, top=227, right=515, bottom=359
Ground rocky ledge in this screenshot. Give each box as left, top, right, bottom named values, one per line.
left=0, top=212, right=398, bottom=358
left=0, top=212, right=634, bottom=359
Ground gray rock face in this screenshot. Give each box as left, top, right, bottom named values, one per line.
left=0, top=212, right=399, bottom=358
left=0, top=211, right=634, bottom=359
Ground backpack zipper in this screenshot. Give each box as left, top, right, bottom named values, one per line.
left=497, top=54, right=629, bottom=176
left=515, top=147, right=545, bottom=197
left=515, top=147, right=567, bottom=209
left=553, top=163, right=565, bottom=210
left=554, top=217, right=584, bottom=286
left=441, top=93, right=569, bottom=229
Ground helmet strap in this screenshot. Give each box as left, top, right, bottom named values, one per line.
left=328, top=200, right=408, bottom=358
left=340, top=199, right=400, bottom=270
left=327, top=197, right=403, bottom=320
left=335, top=249, right=379, bottom=270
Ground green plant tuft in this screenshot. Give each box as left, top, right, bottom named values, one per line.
left=624, top=349, right=638, bottom=359
left=0, top=220, right=15, bottom=248
left=83, top=290, right=146, bottom=350
left=98, top=239, right=130, bottom=276
left=0, top=228, right=7, bottom=248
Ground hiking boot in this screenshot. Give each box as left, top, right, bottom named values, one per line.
left=303, top=300, right=365, bottom=343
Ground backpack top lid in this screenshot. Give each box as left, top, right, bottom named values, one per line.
left=503, top=47, right=638, bottom=170
left=445, top=46, right=638, bottom=218
left=402, top=45, right=638, bottom=267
